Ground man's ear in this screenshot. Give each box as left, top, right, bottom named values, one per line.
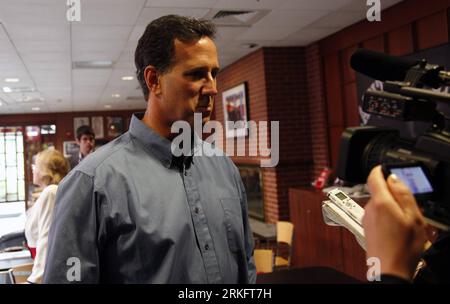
left=144, top=65, right=161, bottom=96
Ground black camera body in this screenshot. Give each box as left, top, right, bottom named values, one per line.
left=337, top=49, right=450, bottom=230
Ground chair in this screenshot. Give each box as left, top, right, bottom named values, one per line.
left=274, top=221, right=294, bottom=268
left=253, top=249, right=274, bottom=274
left=0, top=269, right=15, bottom=284
left=10, top=263, right=34, bottom=284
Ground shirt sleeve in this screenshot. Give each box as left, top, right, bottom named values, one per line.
left=27, top=186, right=57, bottom=283
left=42, top=171, right=104, bottom=283
left=234, top=167, right=257, bottom=284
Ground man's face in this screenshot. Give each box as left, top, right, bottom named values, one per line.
left=156, top=36, right=220, bottom=127
left=77, top=134, right=95, bottom=156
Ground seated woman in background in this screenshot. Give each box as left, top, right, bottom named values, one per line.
left=25, top=149, right=69, bottom=283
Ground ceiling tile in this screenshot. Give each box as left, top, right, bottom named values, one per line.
left=342, top=0, right=404, bottom=11
left=236, top=26, right=299, bottom=41
left=253, top=9, right=330, bottom=28
left=71, top=25, right=133, bottom=42
left=72, top=69, right=111, bottom=87
left=308, top=10, right=367, bottom=28
left=0, top=1, right=67, bottom=25
left=6, top=24, right=70, bottom=41
left=13, top=40, right=70, bottom=53
left=279, top=0, right=353, bottom=10
left=72, top=40, right=127, bottom=62
left=214, top=0, right=287, bottom=10
left=129, top=26, right=146, bottom=41
left=145, top=0, right=218, bottom=8
left=78, top=0, right=145, bottom=25
left=136, top=7, right=210, bottom=25
left=285, top=27, right=340, bottom=42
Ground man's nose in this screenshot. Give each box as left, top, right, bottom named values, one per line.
left=201, top=74, right=218, bottom=96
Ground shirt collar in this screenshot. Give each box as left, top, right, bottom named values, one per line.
left=129, top=112, right=201, bottom=169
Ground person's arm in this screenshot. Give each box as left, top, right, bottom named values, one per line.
left=235, top=168, right=257, bottom=283
left=42, top=171, right=104, bottom=283
left=363, top=166, right=428, bottom=282
left=27, top=186, right=57, bottom=283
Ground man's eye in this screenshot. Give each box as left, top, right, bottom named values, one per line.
left=187, top=71, right=204, bottom=79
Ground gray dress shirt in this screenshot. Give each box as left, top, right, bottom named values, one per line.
left=43, top=113, right=256, bottom=283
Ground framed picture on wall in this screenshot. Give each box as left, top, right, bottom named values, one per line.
left=63, top=141, right=79, bottom=158
left=222, top=82, right=249, bottom=138
left=73, top=117, right=90, bottom=134
left=91, top=116, right=104, bottom=139
left=106, top=116, right=124, bottom=138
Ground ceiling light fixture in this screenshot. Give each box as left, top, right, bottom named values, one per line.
left=32, top=107, right=40, bottom=111
left=104, top=104, right=112, bottom=109
left=122, top=76, right=134, bottom=81
left=72, top=60, right=114, bottom=69
left=5, top=78, right=19, bottom=83
left=112, top=94, right=120, bottom=98
left=2, top=87, right=12, bottom=93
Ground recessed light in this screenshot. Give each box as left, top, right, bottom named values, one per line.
left=122, top=76, right=134, bottom=81
left=32, top=107, right=40, bottom=111
left=112, top=94, right=120, bottom=98
left=0, top=102, right=2, bottom=106
left=5, top=78, right=19, bottom=83
left=72, top=60, right=114, bottom=69
left=2, top=87, right=12, bottom=93
left=104, top=104, right=112, bottom=109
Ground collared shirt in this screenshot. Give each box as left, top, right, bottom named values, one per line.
left=43, top=113, right=256, bottom=284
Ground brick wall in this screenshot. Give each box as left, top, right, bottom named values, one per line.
left=319, top=0, right=450, bottom=167
left=305, top=43, right=330, bottom=178
left=263, top=48, right=313, bottom=222
left=216, top=47, right=320, bottom=223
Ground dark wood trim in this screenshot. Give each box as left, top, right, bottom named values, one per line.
left=319, top=0, right=450, bottom=55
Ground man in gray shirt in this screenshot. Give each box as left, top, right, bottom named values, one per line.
left=43, top=15, right=256, bottom=283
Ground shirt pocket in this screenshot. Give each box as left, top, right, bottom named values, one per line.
left=219, top=197, right=244, bottom=253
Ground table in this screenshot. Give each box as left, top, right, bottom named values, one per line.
left=0, top=250, right=33, bottom=271
left=249, top=218, right=276, bottom=245
left=256, top=267, right=362, bottom=284
left=289, top=187, right=368, bottom=281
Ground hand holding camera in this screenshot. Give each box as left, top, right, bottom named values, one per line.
left=364, top=165, right=428, bottom=281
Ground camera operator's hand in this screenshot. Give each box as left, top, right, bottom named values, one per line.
left=363, top=165, right=428, bottom=281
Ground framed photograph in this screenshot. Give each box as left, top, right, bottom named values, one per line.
left=63, top=141, right=79, bottom=158
left=91, top=116, right=104, bottom=139
left=73, top=116, right=90, bottom=134
left=106, top=116, right=124, bottom=138
left=222, top=83, right=249, bottom=138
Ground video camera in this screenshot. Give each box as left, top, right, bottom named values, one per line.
left=337, top=48, right=450, bottom=230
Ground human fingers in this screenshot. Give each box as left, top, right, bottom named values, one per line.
left=367, top=166, right=396, bottom=205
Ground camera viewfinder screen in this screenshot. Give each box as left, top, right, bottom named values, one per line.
left=390, top=166, right=434, bottom=194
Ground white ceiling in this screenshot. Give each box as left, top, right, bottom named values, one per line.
left=0, top=0, right=403, bottom=114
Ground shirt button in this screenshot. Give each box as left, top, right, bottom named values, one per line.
left=194, top=207, right=199, bottom=214
left=204, top=244, right=209, bottom=250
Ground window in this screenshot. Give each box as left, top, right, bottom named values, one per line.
left=0, top=127, right=25, bottom=203
left=238, top=165, right=264, bottom=221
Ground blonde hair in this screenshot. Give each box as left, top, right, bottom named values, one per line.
left=35, top=149, right=70, bottom=186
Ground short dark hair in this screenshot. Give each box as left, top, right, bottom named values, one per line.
left=135, top=14, right=216, bottom=100
left=76, top=125, right=95, bottom=141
